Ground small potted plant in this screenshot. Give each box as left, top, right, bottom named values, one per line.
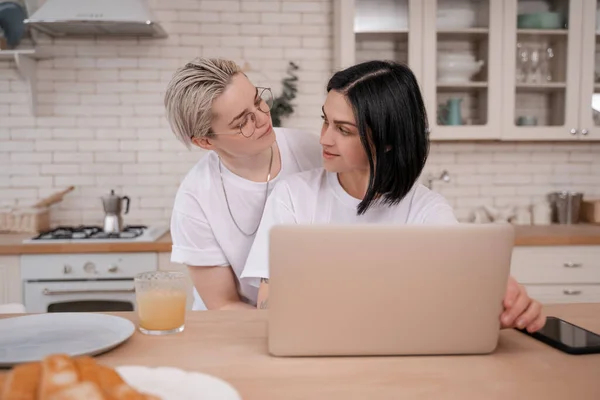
left=270, top=61, right=299, bottom=127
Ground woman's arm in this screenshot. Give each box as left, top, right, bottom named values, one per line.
left=188, top=265, right=254, bottom=310
left=257, top=278, right=270, bottom=309
left=241, top=181, right=298, bottom=308
left=171, top=203, right=251, bottom=310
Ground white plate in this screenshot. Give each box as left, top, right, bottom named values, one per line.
left=117, top=366, right=242, bottom=400
left=0, top=313, right=135, bottom=367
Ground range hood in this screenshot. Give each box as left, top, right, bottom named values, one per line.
left=23, top=0, right=167, bottom=38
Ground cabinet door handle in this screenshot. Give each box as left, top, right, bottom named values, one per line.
left=563, top=262, right=582, bottom=268
left=42, top=288, right=135, bottom=295
left=580, top=129, right=589, bottom=136
left=562, top=289, right=582, bottom=296
left=569, top=128, right=578, bottom=135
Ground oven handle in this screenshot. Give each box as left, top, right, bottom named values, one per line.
left=42, top=288, right=135, bottom=296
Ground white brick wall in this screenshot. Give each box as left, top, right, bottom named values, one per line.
left=1, top=0, right=599, bottom=227
left=0, top=0, right=333, bottom=227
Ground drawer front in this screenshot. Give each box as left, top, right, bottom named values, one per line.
left=525, top=284, right=600, bottom=304
left=511, top=246, right=600, bottom=284
left=20, top=253, right=158, bottom=280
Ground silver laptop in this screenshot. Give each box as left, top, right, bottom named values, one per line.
left=267, top=224, right=514, bottom=356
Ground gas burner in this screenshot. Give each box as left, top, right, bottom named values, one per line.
left=32, top=225, right=148, bottom=241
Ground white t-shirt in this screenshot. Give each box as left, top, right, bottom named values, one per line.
left=241, top=168, right=458, bottom=285
left=170, top=128, right=322, bottom=309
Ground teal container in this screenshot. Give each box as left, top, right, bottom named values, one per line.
left=438, top=98, right=463, bottom=126
left=517, top=12, right=564, bottom=29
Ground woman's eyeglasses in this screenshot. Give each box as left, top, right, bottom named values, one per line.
left=212, top=87, right=274, bottom=138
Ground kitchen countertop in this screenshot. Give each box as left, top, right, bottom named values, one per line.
left=0, top=232, right=173, bottom=255
left=3, top=303, right=598, bottom=399
left=1, top=225, right=600, bottom=255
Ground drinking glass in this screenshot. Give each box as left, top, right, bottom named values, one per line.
left=516, top=43, right=529, bottom=83
left=135, top=271, right=187, bottom=335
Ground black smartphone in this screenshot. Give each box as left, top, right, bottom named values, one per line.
left=518, top=316, right=600, bottom=355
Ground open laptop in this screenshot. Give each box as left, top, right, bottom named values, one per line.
left=267, top=224, right=515, bottom=356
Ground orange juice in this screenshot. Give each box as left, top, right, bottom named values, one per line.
left=136, top=290, right=186, bottom=331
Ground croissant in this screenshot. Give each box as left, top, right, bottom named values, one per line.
left=0, top=354, right=159, bottom=400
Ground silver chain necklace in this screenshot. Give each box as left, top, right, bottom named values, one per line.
left=218, top=146, right=274, bottom=237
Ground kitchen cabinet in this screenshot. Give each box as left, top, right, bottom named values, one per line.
left=333, top=0, right=424, bottom=82
left=422, top=0, right=504, bottom=140
left=334, top=0, right=600, bottom=141
left=511, top=246, right=600, bottom=304
left=577, top=0, right=600, bottom=141
left=0, top=256, right=22, bottom=305
left=502, top=0, right=585, bottom=140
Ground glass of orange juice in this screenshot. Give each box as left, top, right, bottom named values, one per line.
left=134, top=271, right=187, bottom=335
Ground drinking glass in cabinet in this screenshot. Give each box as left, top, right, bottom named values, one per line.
left=513, top=0, right=570, bottom=127
left=516, top=43, right=555, bottom=84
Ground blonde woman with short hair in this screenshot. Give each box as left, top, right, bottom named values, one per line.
left=165, top=58, right=321, bottom=310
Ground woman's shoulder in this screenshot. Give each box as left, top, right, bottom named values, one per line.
left=173, top=152, right=217, bottom=206
left=280, top=167, right=327, bottom=188
left=412, top=184, right=449, bottom=204
left=273, top=168, right=327, bottom=199
left=408, top=184, right=458, bottom=224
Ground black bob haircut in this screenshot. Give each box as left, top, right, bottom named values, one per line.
left=326, top=60, right=430, bottom=215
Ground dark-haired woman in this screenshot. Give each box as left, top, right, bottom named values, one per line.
left=241, top=60, right=545, bottom=333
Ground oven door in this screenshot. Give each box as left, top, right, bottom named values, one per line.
left=24, top=280, right=136, bottom=313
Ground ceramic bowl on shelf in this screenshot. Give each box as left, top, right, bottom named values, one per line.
left=517, top=12, right=564, bottom=29
left=437, top=57, right=485, bottom=83
left=437, top=8, right=476, bottom=30
left=438, top=51, right=477, bottom=63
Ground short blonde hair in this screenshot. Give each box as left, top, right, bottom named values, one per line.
left=164, top=58, right=242, bottom=149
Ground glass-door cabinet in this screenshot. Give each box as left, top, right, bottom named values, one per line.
left=422, top=0, right=504, bottom=140
left=578, top=0, right=600, bottom=140
left=502, top=0, right=583, bottom=140
left=334, top=0, right=424, bottom=81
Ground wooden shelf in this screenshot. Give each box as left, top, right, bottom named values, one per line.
left=516, top=82, right=566, bottom=91
left=355, top=30, right=408, bottom=41
left=0, top=49, right=41, bottom=60
left=355, top=29, right=408, bottom=34
left=437, top=27, right=489, bottom=35
left=437, top=82, right=488, bottom=90
left=517, top=29, right=568, bottom=36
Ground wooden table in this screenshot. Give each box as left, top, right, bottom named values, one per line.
left=86, top=304, right=600, bottom=399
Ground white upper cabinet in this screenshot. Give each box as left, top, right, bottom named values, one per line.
left=334, top=0, right=600, bottom=141
left=502, top=0, right=583, bottom=140
left=333, top=0, right=424, bottom=82
left=423, top=0, right=504, bottom=140
left=578, top=0, right=600, bottom=141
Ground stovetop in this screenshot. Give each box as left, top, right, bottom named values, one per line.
left=22, top=225, right=169, bottom=243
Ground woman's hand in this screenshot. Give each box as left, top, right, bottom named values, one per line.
left=257, top=278, right=270, bottom=309
left=501, top=276, right=545, bottom=332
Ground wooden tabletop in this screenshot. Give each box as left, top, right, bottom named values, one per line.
left=1, top=304, right=599, bottom=399
left=83, top=304, right=600, bottom=399
left=1, top=225, right=600, bottom=255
